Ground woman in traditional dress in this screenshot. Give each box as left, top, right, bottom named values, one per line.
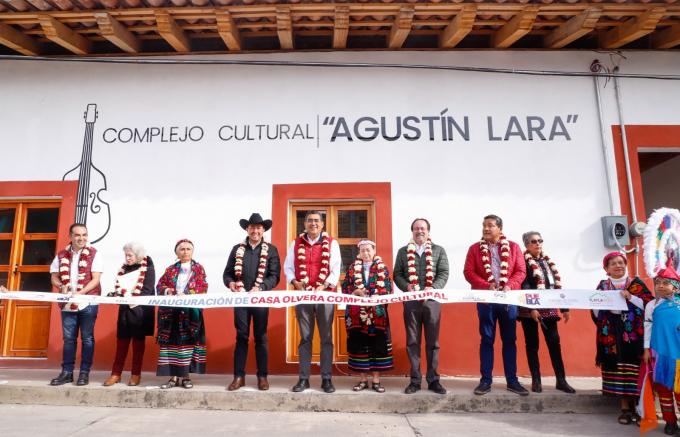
left=341, top=240, right=393, bottom=393
left=519, top=231, right=575, bottom=394
left=156, top=239, right=208, bottom=389
left=103, top=242, right=156, bottom=387
left=592, top=251, right=653, bottom=425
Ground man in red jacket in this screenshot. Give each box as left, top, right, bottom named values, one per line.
left=463, top=214, right=528, bottom=396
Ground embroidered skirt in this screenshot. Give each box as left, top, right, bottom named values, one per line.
left=156, top=307, right=206, bottom=376
left=347, top=329, right=393, bottom=373
left=157, top=344, right=207, bottom=376
left=601, top=362, right=641, bottom=397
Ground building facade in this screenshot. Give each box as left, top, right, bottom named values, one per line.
left=0, top=50, right=678, bottom=377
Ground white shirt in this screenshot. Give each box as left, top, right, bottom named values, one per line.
left=175, top=262, right=192, bottom=294
left=415, top=244, right=425, bottom=257
left=283, top=234, right=342, bottom=287
left=644, top=298, right=666, bottom=349
left=49, top=247, right=104, bottom=309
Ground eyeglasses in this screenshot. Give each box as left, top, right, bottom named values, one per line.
left=529, top=239, right=544, bottom=244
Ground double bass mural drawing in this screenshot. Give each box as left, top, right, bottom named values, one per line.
left=62, top=103, right=111, bottom=243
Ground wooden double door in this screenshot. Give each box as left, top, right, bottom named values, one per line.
left=286, top=202, right=375, bottom=364
left=0, top=201, right=59, bottom=357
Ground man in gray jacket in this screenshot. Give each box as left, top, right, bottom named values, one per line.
left=393, top=218, right=449, bottom=394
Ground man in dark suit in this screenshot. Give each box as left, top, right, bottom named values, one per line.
left=223, top=213, right=280, bottom=391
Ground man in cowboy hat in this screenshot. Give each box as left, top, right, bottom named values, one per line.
left=223, top=213, right=281, bottom=391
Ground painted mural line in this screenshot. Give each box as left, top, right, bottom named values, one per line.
left=0, top=288, right=627, bottom=311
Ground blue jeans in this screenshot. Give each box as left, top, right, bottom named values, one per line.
left=477, top=303, right=518, bottom=385
left=61, top=305, right=98, bottom=373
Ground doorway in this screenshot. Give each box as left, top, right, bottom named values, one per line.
left=271, top=182, right=393, bottom=368
left=285, top=202, right=375, bottom=363
left=639, top=151, right=680, bottom=217
left=0, top=201, right=60, bottom=357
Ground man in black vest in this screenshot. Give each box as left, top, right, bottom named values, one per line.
left=223, top=213, right=281, bottom=391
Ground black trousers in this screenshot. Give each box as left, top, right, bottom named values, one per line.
left=233, top=307, right=269, bottom=377
left=519, top=317, right=566, bottom=379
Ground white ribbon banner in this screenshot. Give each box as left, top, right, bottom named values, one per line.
left=0, top=288, right=627, bottom=310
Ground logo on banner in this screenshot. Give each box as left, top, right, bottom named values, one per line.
left=461, top=293, right=485, bottom=302
left=589, top=292, right=615, bottom=307
left=525, top=293, right=541, bottom=306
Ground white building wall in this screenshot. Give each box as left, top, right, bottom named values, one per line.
left=1, top=51, right=679, bottom=292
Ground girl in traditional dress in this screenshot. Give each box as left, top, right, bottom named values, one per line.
left=341, top=240, right=393, bottom=393
left=643, top=261, right=680, bottom=435
left=592, top=251, right=653, bottom=425
left=156, top=239, right=208, bottom=389
left=103, top=242, right=156, bottom=387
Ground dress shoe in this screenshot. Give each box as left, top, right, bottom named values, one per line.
left=257, top=377, right=269, bottom=391
left=292, top=379, right=310, bottom=392
left=50, top=371, right=73, bottom=386
left=473, top=382, right=491, bottom=395
left=531, top=378, right=542, bottom=393
left=76, top=372, right=90, bottom=386
left=103, top=374, right=121, bottom=387
left=664, top=422, right=679, bottom=435
left=228, top=376, right=245, bottom=391
left=507, top=381, right=529, bottom=396
left=321, top=378, right=335, bottom=393
left=555, top=378, right=576, bottom=394
left=404, top=383, right=421, bottom=394
left=428, top=381, right=447, bottom=394
left=128, top=375, right=141, bottom=386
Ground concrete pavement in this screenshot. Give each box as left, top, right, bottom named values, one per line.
left=0, top=404, right=646, bottom=437
left=0, top=368, right=619, bottom=414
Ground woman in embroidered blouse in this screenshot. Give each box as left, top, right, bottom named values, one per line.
left=519, top=232, right=575, bottom=394
left=103, top=242, right=156, bottom=387
left=341, top=240, right=393, bottom=393
left=592, top=251, right=653, bottom=425
left=156, top=239, right=208, bottom=389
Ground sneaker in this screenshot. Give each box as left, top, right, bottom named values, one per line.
left=507, top=382, right=529, bottom=396
left=473, top=382, right=491, bottom=395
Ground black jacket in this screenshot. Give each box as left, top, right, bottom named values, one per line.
left=223, top=240, right=281, bottom=291
left=117, top=256, right=156, bottom=338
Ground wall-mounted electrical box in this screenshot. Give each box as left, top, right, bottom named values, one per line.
left=601, top=215, right=630, bottom=248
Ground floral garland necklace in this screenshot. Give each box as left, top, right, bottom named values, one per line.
left=524, top=251, right=561, bottom=289
left=59, top=245, right=92, bottom=310
left=114, top=256, right=148, bottom=297
left=406, top=239, right=433, bottom=291
left=234, top=241, right=269, bottom=290
left=297, top=232, right=331, bottom=290
left=479, top=235, right=510, bottom=288
left=353, top=255, right=387, bottom=295
left=353, top=255, right=387, bottom=326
